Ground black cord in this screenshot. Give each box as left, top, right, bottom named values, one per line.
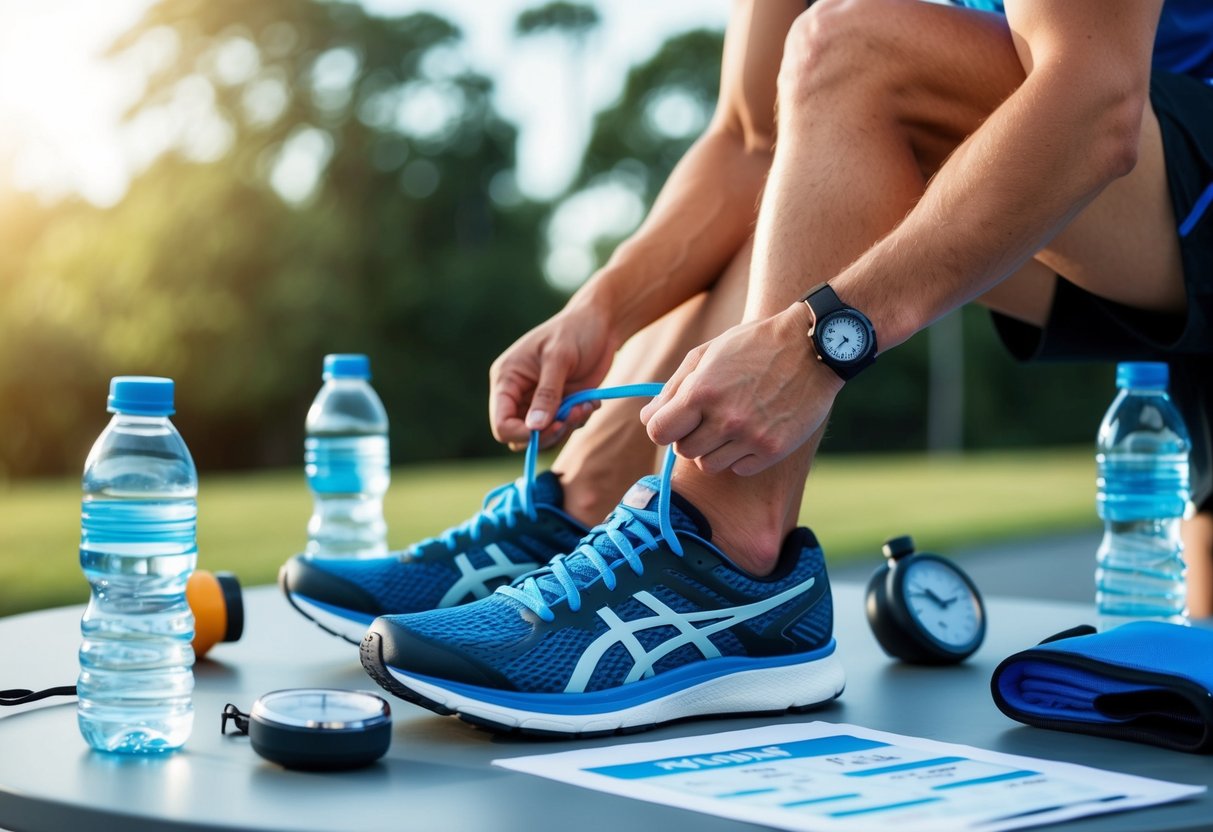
left=0, top=686, right=78, bottom=706
left=221, top=703, right=250, bottom=736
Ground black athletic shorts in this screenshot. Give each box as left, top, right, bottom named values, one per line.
left=991, top=71, right=1213, bottom=509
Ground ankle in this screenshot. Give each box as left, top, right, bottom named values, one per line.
left=712, top=527, right=785, bottom=577
left=670, top=476, right=787, bottom=577
left=551, top=470, right=623, bottom=528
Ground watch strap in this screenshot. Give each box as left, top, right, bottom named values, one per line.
left=800, top=283, right=843, bottom=321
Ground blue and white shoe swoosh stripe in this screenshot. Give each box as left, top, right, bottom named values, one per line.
left=568, top=577, right=816, bottom=692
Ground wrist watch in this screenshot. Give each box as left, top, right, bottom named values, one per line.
left=801, top=283, right=877, bottom=381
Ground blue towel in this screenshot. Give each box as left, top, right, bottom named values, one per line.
left=991, top=622, right=1213, bottom=753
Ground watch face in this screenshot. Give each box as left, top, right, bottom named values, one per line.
left=819, top=313, right=869, bottom=362
left=901, top=557, right=982, bottom=650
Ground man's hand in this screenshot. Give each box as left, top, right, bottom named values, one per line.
left=489, top=303, right=618, bottom=451
left=640, top=303, right=844, bottom=476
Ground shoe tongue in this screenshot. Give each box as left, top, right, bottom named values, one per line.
left=530, top=470, right=564, bottom=508
left=521, top=476, right=715, bottom=609
left=620, top=475, right=712, bottom=540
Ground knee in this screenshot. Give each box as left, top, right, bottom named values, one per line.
left=778, top=0, right=903, bottom=105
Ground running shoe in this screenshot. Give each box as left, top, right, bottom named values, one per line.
left=280, top=471, right=588, bottom=644
left=360, top=458, right=845, bottom=737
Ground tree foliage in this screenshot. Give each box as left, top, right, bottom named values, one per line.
left=0, top=4, right=1116, bottom=480
left=0, top=0, right=563, bottom=476
left=515, top=2, right=600, bottom=39
left=578, top=28, right=721, bottom=207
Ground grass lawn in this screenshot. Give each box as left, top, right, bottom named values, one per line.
left=0, top=447, right=1097, bottom=618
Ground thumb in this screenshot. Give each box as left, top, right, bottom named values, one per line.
left=640, top=346, right=702, bottom=425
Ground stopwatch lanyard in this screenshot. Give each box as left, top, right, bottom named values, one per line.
left=0, top=686, right=77, bottom=706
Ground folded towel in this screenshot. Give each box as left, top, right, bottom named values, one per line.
left=991, top=622, right=1213, bottom=753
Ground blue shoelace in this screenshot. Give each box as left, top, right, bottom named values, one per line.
left=416, top=383, right=671, bottom=557
left=421, top=476, right=534, bottom=551
left=498, top=383, right=683, bottom=623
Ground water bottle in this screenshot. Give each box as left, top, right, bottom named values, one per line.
left=78, top=376, right=197, bottom=754
left=1095, top=362, right=1191, bottom=629
left=305, top=354, right=390, bottom=558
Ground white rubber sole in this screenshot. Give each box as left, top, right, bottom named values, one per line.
left=289, top=593, right=373, bottom=645
left=387, top=652, right=846, bottom=735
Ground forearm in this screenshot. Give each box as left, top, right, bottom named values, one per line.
left=563, top=0, right=804, bottom=344
left=567, top=123, right=771, bottom=342
left=832, top=63, right=1144, bottom=350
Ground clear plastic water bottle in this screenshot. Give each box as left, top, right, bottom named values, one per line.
left=305, top=354, right=390, bottom=558
left=78, top=376, right=197, bottom=754
left=1095, top=362, right=1191, bottom=629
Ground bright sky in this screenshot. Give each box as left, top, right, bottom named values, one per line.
left=0, top=0, right=729, bottom=207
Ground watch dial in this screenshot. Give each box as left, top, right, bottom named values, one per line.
left=902, top=558, right=981, bottom=649
left=820, top=315, right=868, bottom=362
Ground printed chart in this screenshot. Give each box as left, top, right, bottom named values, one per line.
left=495, top=722, right=1203, bottom=831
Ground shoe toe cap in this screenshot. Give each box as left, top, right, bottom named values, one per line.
left=280, top=555, right=383, bottom=616
left=368, top=613, right=518, bottom=690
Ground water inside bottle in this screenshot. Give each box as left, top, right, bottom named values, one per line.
left=305, top=434, right=389, bottom=557
left=78, top=496, right=196, bottom=753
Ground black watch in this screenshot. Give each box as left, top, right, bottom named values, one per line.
left=801, top=283, right=877, bottom=381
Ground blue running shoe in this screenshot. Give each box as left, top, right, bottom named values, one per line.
left=360, top=446, right=844, bottom=737
left=281, top=471, right=588, bottom=644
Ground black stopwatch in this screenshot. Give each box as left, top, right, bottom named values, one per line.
left=865, top=536, right=986, bottom=664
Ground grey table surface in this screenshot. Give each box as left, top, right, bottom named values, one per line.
left=0, top=582, right=1210, bottom=832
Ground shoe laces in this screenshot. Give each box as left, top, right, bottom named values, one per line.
left=499, top=397, right=681, bottom=624
left=416, top=383, right=668, bottom=559
left=424, top=477, right=533, bottom=551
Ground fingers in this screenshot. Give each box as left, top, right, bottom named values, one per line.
left=640, top=346, right=703, bottom=438
left=673, top=420, right=781, bottom=476
left=641, top=349, right=787, bottom=476
left=490, top=384, right=529, bottom=447
left=529, top=401, right=596, bottom=450
left=730, top=452, right=773, bottom=477
left=686, top=439, right=748, bottom=475
left=488, top=307, right=614, bottom=452
left=504, top=400, right=600, bottom=452
left=490, top=344, right=577, bottom=447
left=525, top=352, right=570, bottom=432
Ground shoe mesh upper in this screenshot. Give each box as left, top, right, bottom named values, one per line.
left=709, top=629, right=746, bottom=657
left=501, top=624, right=602, bottom=691
left=295, top=472, right=583, bottom=616
left=381, top=480, right=832, bottom=694
left=585, top=642, right=636, bottom=692
left=653, top=642, right=704, bottom=674
left=649, top=582, right=701, bottom=614
left=788, top=596, right=834, bottom=645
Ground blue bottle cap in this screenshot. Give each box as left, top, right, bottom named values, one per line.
left=1116, top=362, right=1168, bottom=390
left=323, top=354, right=371, bottom=381
left=107, top=376, right=175, bottom=416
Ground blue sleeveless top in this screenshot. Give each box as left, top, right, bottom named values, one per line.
left=955, top=0, right=1213, bottom=81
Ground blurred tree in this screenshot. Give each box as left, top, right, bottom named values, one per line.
left=515, top=2, right=600, bottom=38
left=0, top=0, right=563, bottom=476
left=515, top=2, right=601, bottom=198
left=0, top=7, right=1119, bottom=478
left=577, top=27, right=721, bottom=211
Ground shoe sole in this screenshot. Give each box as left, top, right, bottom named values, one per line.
left=279, top=566, right=373, bottom=645
left=361, top=631, right=845, bottom=739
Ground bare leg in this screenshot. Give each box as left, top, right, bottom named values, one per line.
left=1183, top=512, right=1213, bottom=618
left=669, top=0, right=1184, bottom=574
left=664, top=2, right=1015, bottom=572
left=552, top=240, right=752, bottom=526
